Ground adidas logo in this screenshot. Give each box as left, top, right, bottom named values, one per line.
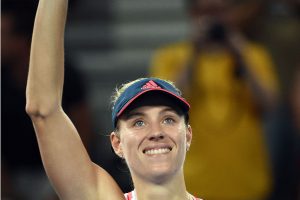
left=142, top=80, right=161, bottom=90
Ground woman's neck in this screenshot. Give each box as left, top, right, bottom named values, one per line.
left=132, top=171, right=190, bottom=200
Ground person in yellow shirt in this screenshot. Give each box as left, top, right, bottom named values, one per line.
left=150, top=0, right=279, bottom=199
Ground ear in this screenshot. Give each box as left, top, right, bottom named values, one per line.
left=186, top=125, right=192, bottom=150
left=110, top=132, right=123, bottom=158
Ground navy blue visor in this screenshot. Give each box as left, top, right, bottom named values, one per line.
left=112, top=78, right=190, bottom=128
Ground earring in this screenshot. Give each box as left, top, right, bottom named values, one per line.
left=186, top=144, right=190, bottom=152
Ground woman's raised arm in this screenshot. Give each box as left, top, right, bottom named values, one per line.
left=25, top=0, right=123, bottom=199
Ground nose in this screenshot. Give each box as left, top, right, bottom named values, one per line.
left=149, top=134, right=164, bottom=141
left=148, top=123, right=165, bottom=141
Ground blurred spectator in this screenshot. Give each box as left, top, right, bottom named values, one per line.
left=290, top=65, right=300, bottom=134
left=150, top=0, right=279, bottom=199
left=290, top=66, right=300, bottom=194
left=248, top=1, right=300, bottom=199
left=253, top=0, right=300, bottom=98
left=266, top=63, right=300, bottom=200
left=1, top=1, right=94, bottom=200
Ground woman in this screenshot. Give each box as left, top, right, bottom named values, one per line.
left=25, top=0, right=201, bottom=199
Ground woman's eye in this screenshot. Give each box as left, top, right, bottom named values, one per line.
left=163, top=118, right=175, bottom=124
left=134, top=120, right=145, bottom=127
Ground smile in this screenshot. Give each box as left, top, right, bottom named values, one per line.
left=143, top=148, right=172, bottom=155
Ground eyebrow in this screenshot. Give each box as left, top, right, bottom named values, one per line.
left=124, top=107, right=179, bottom=120
left=123, top=112, right=145, bottom=121
left=159, top=107, right=178, bottom=115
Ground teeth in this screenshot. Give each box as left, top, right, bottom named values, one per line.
left=144, top=148, right=171, bottom=155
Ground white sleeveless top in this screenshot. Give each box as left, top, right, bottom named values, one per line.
left=124, top=190, right=202, bottom=200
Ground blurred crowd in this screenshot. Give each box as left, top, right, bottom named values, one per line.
left=1, top=0, right=299, bottom=200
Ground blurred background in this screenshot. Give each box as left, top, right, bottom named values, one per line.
left=1, top=0, right=299, bottom=199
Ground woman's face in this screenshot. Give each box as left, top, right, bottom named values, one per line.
left=111, top=97, right=192, bottom=184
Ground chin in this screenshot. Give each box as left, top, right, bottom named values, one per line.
left=147, top=165, right=178, bottom=184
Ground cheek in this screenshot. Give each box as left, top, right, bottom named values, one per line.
left=178, top=132, right=187, bottom=150
left=177, top=127, right=189, bottom=148
left=167, top=125, right=187, bottom=147
left=119, top=131, right=141, bottom=156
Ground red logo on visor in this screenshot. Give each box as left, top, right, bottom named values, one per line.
left=142, top=80, right=161, bottom=90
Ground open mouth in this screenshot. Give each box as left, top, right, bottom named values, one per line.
left=143, top=147, right=172, bottom=155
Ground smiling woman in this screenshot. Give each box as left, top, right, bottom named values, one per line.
left=110, top=81, right=192, bottom=187
left=25, top=0, right=202, bottom=200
